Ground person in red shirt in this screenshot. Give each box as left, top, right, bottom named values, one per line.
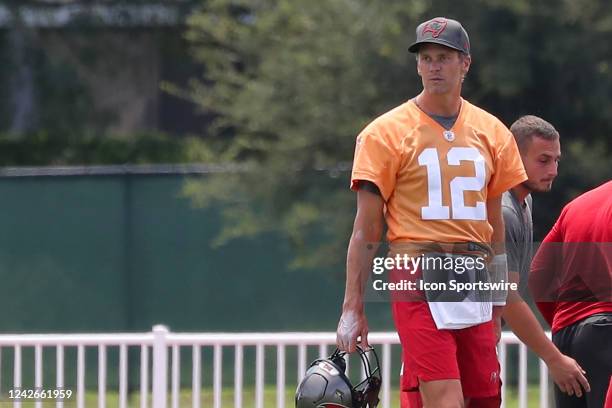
left=530, top=180, right=612, bottom=408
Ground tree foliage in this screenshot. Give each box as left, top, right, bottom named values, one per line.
left=182, top=0, right=612, bottom=269
left=0, top=131, right=201, bottom=166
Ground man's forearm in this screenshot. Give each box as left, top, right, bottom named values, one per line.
left=342, top=189, right=385, bottom=311
left=487, top=196, right=506, bottom=255
left=343, top=233, right=379, bottom=311
left=503, top=300, right=560, bottom=363
left=337, top=189, right=384, bottom=352
left=487, top=196, right=509, bottom=306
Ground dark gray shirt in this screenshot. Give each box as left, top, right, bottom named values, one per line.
left=502, top=190, right=533, bottom=300
left=412, top=98, right=458, bottom=130
left=429, top=113, right=458, bottom=130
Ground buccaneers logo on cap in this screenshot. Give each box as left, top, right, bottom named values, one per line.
left=422, top=19, right=447, bottom=38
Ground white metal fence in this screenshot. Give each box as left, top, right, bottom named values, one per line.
left=0, top=325, right=550, bottom=408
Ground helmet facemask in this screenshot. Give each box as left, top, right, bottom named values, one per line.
left=296, top=345, right=382, bottom=408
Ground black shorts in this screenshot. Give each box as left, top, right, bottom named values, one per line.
left=552, top=313, right=612, bottom=408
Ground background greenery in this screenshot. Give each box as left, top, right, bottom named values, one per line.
left=1, top=0, right=610, bottom=298
left=178, top=0, right=611, bottom=267
left=0, top=0, right=612, bottom=258
left=1, top=1, right=599, bottom=398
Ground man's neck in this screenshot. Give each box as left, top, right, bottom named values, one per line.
left=416, top=91, right=462, bottom=116
left=511, top=185, right=531, bottom=204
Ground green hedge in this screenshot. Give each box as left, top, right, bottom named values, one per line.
left=0, top=132, right=200, bottom=166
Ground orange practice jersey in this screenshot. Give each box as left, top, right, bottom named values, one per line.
left=351, top=98, right=527, bottom=244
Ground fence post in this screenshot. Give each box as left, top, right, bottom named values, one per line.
left=152, top=325, right=169, bottom=408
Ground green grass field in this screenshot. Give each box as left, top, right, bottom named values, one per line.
left=0, top=385, right=549, bottom=407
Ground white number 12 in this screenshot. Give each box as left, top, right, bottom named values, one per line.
left=417, top=147, right=486, bottom=220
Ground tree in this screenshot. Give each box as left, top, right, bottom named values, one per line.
left=181, top=0, right=611, bottom=270
left=180, top=0, right=423, bottom=269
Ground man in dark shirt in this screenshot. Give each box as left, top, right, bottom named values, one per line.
left=501, top=115, right=589, bottom=399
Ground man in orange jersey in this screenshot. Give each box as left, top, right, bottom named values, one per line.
left=336, top=17, right=527, bottom=407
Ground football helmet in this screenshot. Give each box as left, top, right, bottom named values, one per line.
left=295, top=346, right=381, bottom=408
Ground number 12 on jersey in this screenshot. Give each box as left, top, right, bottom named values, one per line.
left=418, top=147, right=487, bottom=221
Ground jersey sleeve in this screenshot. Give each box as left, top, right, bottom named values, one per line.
left=350, top=129, right=401, bottom=201
left=487, top=129, right=528, bottom=198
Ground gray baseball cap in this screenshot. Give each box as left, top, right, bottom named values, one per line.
left=408, top=17, right=470, bottom=55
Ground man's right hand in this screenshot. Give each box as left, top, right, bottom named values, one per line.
left=336, top=309, right=369, bottom=353
left=546, top=353, right=591, bottom=397
left=502, top=299, right=591, bottom=398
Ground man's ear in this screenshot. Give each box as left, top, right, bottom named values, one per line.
left=462, top=54, right=472, bottom=75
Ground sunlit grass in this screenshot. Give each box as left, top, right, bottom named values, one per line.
left=0, top=385, right=549, bottom=407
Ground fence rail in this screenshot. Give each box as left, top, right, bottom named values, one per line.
left=0, top=325, right=550, bottom=408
